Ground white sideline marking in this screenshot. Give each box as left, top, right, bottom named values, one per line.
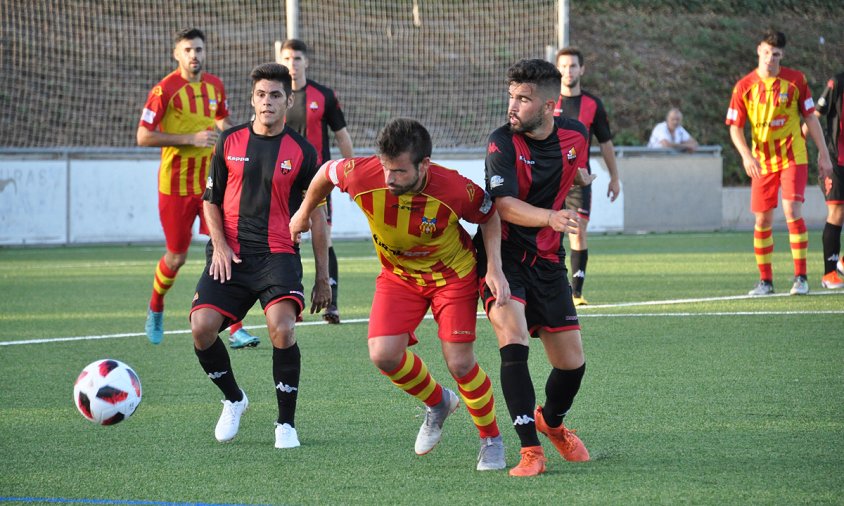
left=2, top=291, right=841, bottom=347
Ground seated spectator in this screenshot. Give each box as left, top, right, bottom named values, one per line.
left=648, top=108, right=699, bottom=152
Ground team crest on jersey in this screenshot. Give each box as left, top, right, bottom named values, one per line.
left=309, top=101, right=319, bottom=111
left=466, top=184, right=475, bottom=202
left=567, top=147, right=577, bottom=161
left=419, top=217, right=438, bottom=234
left=209, top=99, right=217, bottom=111
left=280, top=160, right=293, bottom=175
left=488, top=142, right=500, bottom=154
left=779, top=91, right=789, bottom=103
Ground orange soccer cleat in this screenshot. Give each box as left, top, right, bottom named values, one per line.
left=509, top=446, right=547, bottom=477
left=534, top=406, right=590, bottom=462
left=821, top=270, right=844, bottom=289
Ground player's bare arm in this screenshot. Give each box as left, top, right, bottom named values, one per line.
left=307, top=206, right=332, bottom=313
left=729, top=124, right=763, bottom=179
left=136, top=125, right=220, bottom=148
left=495, top=195, right=579, bottom=234
left=478, top=211, right=510, bottom=307
left=803, top=114, right=833, bottom=179
left=203, top=200, right=240, bottom=282
left=334, top=128, right=354, bottom=159
left=599, top=140, right=621, bottom=201
left=289, top=163, right=336, bottom=241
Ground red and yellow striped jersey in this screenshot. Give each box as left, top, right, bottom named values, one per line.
left=139, top=70, right=229, bottom=195
left=324, top=156, right=495, bottom=286
left=726, top=67, right=815, bottom=174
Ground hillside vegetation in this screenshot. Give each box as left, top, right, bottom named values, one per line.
left=569, top=1, right=842, bottom=184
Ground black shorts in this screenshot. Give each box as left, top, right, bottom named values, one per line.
left=325, top=193, right=333, bottom=225
left=823, top=164, right=844, bottom=203
left=565, top=183, right=592, bottom=219
left=479, top=247, right=580, bottom=337
left=191, top=245, right=305, bottom=332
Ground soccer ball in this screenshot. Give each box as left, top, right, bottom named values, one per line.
left=73, top=359, right=142, bottom=425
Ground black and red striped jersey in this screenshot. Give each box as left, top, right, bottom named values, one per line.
left=483, top=116, right=589, bottom=263
left=816, top=72, right=844, bottom=166
left=285, top=79, right=347, bottom=164
left=554, top=91, right=613, bottom=166
left=204, top=123, right=318, bottom=256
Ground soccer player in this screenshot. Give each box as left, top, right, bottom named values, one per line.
left=289, top=118, right=510, bottom=471
left=189, top=63, right=331, bottom=448
left=279, top=39, right=354, bottom=324
left=477, top=58, right=595, bottom=477
left=726, top=29, right=832, bottom=296
left=813, top=71, right=844, bottom=289
left=137, top=28, right=260, bottom=349
left=554, top=47, right=621, bottom=306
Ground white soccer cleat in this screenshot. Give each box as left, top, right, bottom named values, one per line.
left=215, top=390, right=248, bottom=442
left=415, top=388, right=459, bottom=455
left=476, top=435, right=506, bottom=471
left=789, top=275, right=809, bottom=295
left=274, top=423, right=301, bottom=449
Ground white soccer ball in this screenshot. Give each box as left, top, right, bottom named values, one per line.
left=73, top=359, right=142, bottom=425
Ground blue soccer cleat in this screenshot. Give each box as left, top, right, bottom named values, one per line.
left=145, top=309, right=164, bottom=344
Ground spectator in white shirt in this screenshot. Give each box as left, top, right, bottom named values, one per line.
left=648, top=108, right=699, bottom=152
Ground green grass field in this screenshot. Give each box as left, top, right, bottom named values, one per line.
left=1, top=232, right=842, bottom=505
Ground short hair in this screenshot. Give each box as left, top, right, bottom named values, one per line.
left=507, top=59, right=562, bottom=101
left=760, top=28, right=786, bottom=48
left=250, top=62, right=292, bottom=98
left=555, top=46, right=584, bottom=67
left=376, top=118, right=432, bottom=165
left=281, top=39, right=308, bottom=55
left=174, top=28, right=205, bottom=46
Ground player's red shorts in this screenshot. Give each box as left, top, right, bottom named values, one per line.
left=158, top=192, right=208, bottom=253
left=750, top=164, right=807, bottom=213
left=368, top=269, right=479, bottom=345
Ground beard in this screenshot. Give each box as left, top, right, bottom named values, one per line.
left=387, top=176, right=420, bottom=196
left=508, top=110, right=544, bottom=135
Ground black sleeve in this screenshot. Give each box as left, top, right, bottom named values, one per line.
left=592, top=97, right=613, bottom=143
left=815, top=76, right=837, bottom=117
left=203, top=131, right=229, bottom=204
left=325, top=89, right=348, bottom=132
left=293, top=141, right=320, bottom=195
left=484, top=128, right=519, bottom=200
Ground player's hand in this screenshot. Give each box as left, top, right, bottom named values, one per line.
left=547, top=209, right=580, bottom=234
left=289, top=208, right=311, bottom=244
left=607, top=177, right=621, bottom=202
left=742, top=155, right=763, bottom=179
left=484, top=266, right=511, bottom=308
left=818, top=152, right=833, bottom=179
left=209, top=242, right=240, bottom=283
left=574, top=168, right=597, bottom=187
left=193, top=129, right=219, bottom=148
left=309, top=277, right=331, bottom=314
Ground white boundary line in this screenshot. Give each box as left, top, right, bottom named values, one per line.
left=2, top=290, right=841, bottom=347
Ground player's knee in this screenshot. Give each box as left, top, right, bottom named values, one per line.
left=267, top=323, right=296, bottom=347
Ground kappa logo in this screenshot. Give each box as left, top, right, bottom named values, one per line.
left=466, top=183, right=475, bottom=201
left=208, top=371, right=229, bottom=380
left=573, top=269, right=585, bottom=279
left=276, top=382, right=298, bottom=393
left=488, top=142, right=501, bottom=154
left=513, top=414, right=534, bottom=426
left=152, top=85, right=163, bottom=97
left=227, top=155, right=249, bottom=162
left=280, top=159, right=293, bottom=175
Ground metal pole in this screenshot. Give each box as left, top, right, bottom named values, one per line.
left=559, top=0, right=569, bottom=48
left=286, top=0, right=299, bottom=40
